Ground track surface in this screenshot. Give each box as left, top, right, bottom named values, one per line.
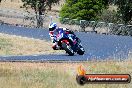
left=0, top=25, right=132, bottom=61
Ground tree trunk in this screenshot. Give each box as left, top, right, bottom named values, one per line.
left=36, top=11, right=43, bottom=28
left=36, top=15, right=43, bottom=28
left=48, top=4, right=52, bottom=10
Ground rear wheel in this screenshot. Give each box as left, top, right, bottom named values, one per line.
left=61, top=42, right=74, bottom=56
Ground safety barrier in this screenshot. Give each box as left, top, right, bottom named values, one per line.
left=0, top=9, right=132, bottom=36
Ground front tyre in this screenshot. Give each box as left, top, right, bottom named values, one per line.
left=61, top=42, right=74, bottom=56
left=77, top=44, right=85, bottom=55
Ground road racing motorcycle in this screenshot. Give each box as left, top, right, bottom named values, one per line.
left=56, top=30, right=85, bottom=56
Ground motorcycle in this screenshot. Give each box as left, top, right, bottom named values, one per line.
left=56, top=30, right=85, bottom=56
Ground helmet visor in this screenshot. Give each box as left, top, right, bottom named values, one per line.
left=49, top=27, right=56, bottom=31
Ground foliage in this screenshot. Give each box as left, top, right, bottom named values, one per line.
left=22, top=0, right=59, bottom=14
left=59, top=0, right=107, bottom=21
left=107, top=0, right=118, bottom=5
left=47, top=0, right=60, bottom=10
left=116, top=0, right=132, bottom=24
left=22, top=0, right=60, bottom=27
left=98, top=9, right=119, bottom=23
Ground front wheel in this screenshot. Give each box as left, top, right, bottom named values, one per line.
left=77, top=44, right=85, bottom=55
left=61, top=42, right=74, bottom=56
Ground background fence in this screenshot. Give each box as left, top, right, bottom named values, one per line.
left=0, top=8, right=132, bottom=36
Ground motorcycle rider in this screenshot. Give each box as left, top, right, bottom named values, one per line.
left=49, top=22, right=77, bottom=50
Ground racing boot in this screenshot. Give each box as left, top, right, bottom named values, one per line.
left=52, top=44, right=61, bottom=50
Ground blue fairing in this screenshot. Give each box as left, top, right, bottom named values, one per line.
left=56, top=28, right=68, bottom=39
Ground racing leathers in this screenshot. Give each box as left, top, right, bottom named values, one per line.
left=49, top=27, right=75, bottom=50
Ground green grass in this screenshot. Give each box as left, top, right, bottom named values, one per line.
left=0, top=62, right=131, bottom=88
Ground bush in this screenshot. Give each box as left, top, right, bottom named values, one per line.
left=59, top=0, right=106, bottom=21
left=98, top=9, right=119, bottom=23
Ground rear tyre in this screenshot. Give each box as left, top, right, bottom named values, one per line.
left=61, top=42, right=74, bottom=56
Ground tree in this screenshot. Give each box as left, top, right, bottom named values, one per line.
left=107, top=0, right=118, bottom=5
left=59, top=0, right=107, bottom=21
left=22, top=0, right=60, bottom=28
left=47, top=0, right=59, bottom=10
left=98, top=9, right=118, bottom=23
left=116, top=0, right=132, bottom=24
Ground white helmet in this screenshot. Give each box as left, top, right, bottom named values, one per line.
left=49, top=22, right=57, bottom=31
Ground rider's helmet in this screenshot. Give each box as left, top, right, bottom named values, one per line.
left=49, top=22, right=57, bottom=31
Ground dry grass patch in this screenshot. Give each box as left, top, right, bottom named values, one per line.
left=0, top=0, right=23, bottom=10
left=0, top=33, right=65, bottom=55
left=0, top=61, right=131, bottom=88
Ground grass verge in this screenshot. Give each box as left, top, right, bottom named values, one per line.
left=0, top=61, right=131, bottom=88
left=0, top=33, right=65, bottom=55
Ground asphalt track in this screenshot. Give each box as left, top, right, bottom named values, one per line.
left=0, top=25, right=132, bottom=61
